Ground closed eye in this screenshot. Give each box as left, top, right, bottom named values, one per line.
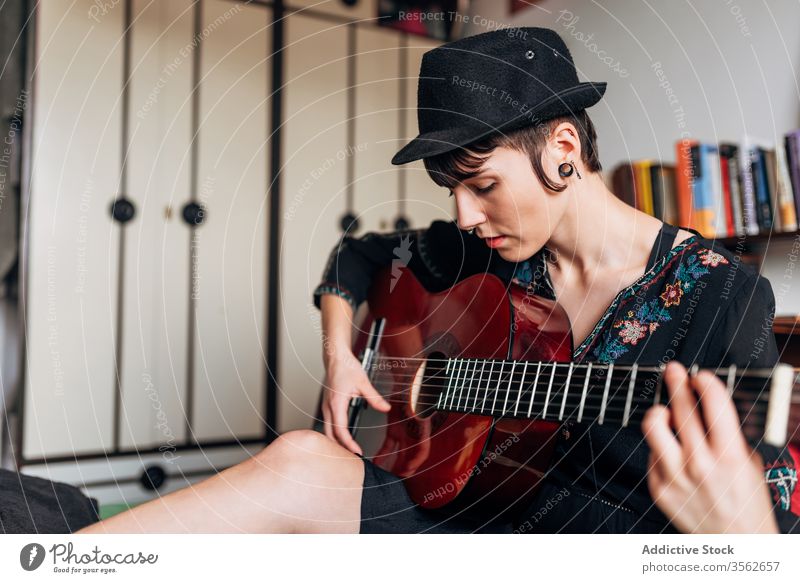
left=477, top=183, right=496, bottom=194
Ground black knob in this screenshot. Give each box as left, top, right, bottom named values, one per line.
left=182, top=201, right=206, bottom=226
left=140, top=465, right=167, bottom=491
left=340, top=212, right=359, bottom=234
left=394, top=216, right=409, bottom=230
left=110, top=197, right=135, bottom=223
left=341, top=0, right=358, bottom=6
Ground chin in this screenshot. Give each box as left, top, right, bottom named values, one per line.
left=498, top=241, right=535, bottom=263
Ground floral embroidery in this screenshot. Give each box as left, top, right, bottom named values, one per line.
left=585, top=244, right=730, bottom=362
left=660, top=281, right=683, bottom=307
left=765, top=462, right=798, bottom=511
left=698, top=248, right=729, bottom=267
left=616, top=319, right=647, bottom=345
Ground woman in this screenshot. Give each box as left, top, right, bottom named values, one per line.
left=74, top=27, right=797, bottom=534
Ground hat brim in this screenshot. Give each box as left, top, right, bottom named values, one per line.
left=391, top=81, right=607, bottom=166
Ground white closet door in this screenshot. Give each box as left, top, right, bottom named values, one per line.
left=24, top=0, right=123, bottom=458
left=352, top=26, right=402, bottom=233
left=288, top=0, right=377, bottom=21
left=279, top=14, right=349, bottom=432
left=192, top=0, right=270, bottom=441
left=118, top=0, right=194, bottom=450
left=401, top=36, right=455, bottom=225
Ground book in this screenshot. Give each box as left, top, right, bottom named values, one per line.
left=675, top=139, right=698, bottom=230
left=719, top=144, right=744, bottom=236
left=775, top=142, right=798, bottom=231
left=785, top=131, right=800, bottom=226
left=692, top=143, right=726, bottom=237
left=738, top=138, right=762, bottom=235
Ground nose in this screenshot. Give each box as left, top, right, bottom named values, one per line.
left=454, top=190, right=487, bottom=233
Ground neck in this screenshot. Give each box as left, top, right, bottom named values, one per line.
left=427, top=357, right=780, bottom=436
left=544, top=174, right=662, bottom=278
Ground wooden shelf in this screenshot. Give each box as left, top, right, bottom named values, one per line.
left=714, top=229, right=800, bottom=250
left=774, top=316, right=800, bottom=336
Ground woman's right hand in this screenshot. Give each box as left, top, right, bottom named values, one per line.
left=322, top=349, right=391, bottom=455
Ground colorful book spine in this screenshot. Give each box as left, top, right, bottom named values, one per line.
left=786, top=131, right=800, bottom=226
left=752, top=148, right=773, bottom=230
left=675, top=139, right=698, bottom=230
left=719, top=152, right=734, bottom=237
left=719, top=144, right=744, bottom=236
left=692, top=143, right=724, bottom=238
left=738, top=142, right=760, bottom=235
left=775, top=143, right=798, bottom=231
left=634, top=160, right=655, bottom=216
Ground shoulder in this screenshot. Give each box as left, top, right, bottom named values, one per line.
left=691, top=237, right=775, bottom=305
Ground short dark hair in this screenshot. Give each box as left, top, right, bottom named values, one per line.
left=423, top=109, right=601, bottom=193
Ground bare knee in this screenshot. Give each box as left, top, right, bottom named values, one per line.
left=255, top=430, right=355, bottom=477
left=250, top=430, right=364, bottom=532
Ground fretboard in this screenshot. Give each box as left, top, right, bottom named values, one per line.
left=431, top=358, right=783, bottom=434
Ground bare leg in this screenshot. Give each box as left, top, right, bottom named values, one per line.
left=76, top=430, right=363, bottom=533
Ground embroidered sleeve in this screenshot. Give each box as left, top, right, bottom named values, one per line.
left=312, top=220, right=490, bottom=310
left=757, top=442, right=800, bottom=533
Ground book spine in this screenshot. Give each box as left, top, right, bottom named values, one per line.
left=786, top=134, right=800, bottom=225
left=753, top=148, right=773, bottom=230
left=776, top=142, right=798, bottom=231
left=708, top=148, right=725, bottom=237
left=739, top=145, right=760, bottom=235
left=675, top=140, right=696, bottom=229
left=728, top=155, right=745, bottom=236
left=693, top=144, right=715, bottom=237
left=719, top=153, right=734, bottom=237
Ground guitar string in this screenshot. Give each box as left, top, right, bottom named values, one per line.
left=359, top=370, right=787, bottom=400
left=368, top=355, right=794, bottom=378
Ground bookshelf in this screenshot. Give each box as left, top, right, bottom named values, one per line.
left=611, top=133, right=800, bottom=359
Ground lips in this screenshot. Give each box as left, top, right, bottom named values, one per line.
left=483, top=235, right=506, bottom=249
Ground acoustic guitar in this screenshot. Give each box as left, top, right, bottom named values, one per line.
left=335, top=267, right=798, bottom=519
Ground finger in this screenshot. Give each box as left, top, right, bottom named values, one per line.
left=322, top=400, right=334, bottom=441
left=359, top=381, right=391, bottom=412
left=692, top=370, right=747, bottom=454
left=642, top=405, right=684, bottom=480
left=332, top=399, right=362, bottom=456
left=664, top=362, right=709, bottom=455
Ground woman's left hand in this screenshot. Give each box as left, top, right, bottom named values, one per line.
left=642, top=361, right=778, bottom=534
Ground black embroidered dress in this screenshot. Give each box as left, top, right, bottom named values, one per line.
left=314, top=220, right=799, bottom=533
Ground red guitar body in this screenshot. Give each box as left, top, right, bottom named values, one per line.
left=358, top=267, right=573, bottom=519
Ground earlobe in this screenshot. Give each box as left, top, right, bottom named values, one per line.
left=557, top=160, right=582, bottom=180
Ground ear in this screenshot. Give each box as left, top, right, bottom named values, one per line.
left=546, top=122, right=582, bottom=168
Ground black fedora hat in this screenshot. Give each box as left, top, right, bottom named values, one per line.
left=392, top=27, right=606, bottom=166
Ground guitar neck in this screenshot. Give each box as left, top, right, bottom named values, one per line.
left=428, top=358, right=796, bottom=446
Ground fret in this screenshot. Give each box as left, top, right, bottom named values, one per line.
left=726, top=364, right=737, bottom=396
left=577, top=362, right=592, bottom=423
left=653, top=363, right=665, bottom=406
left=542, top=362, right=557, bottom=419
left=449, top=358, right=464, bottom=410
left=527, top=362, right=542, bottom=418
left=559, top=362, right=574, bottom=421
left=481, top=360, right=495, bottom=414
left=472, top=360, right=487, bottom=412
left=502, top=361, right=517, bottom=415
left=599, top=362, right=613, bottom=425
left=491, top=361, right=505, bottom=414
left=689, top=363, right=699, bottom=377
left=514, top=361, right=529, bottom=417
left=622, top=363, right=638, bottom=427
left=458, top=359, right=475, bottom=411
left=437, top=358, right=453, bottom=408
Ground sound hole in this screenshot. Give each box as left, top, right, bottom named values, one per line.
left=412, top=352, right=448, bottom=418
